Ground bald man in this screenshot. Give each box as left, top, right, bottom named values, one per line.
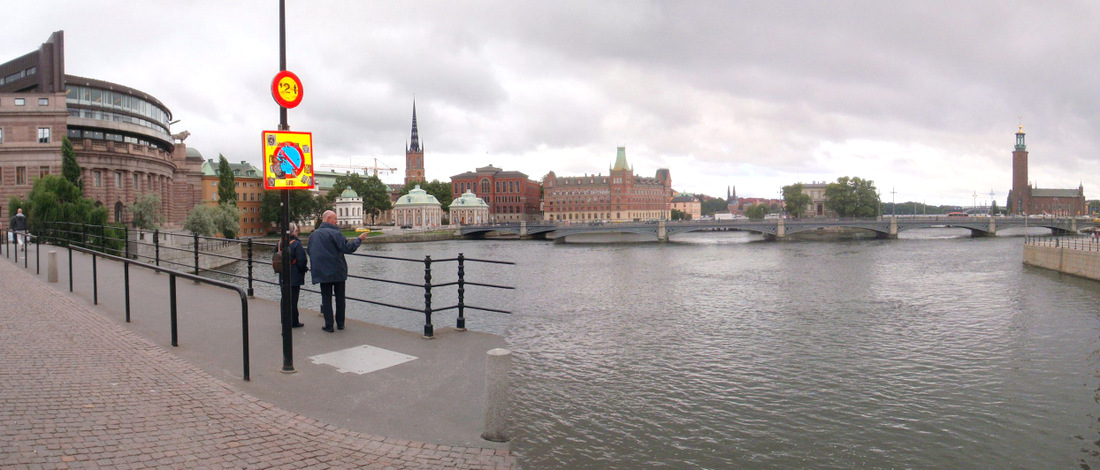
left=307, top=210, right=368, bottom=332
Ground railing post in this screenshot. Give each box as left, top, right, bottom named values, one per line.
left=423, top=255, right=434, bottom=339
left=456, top=253, right=466, bottom=331
left=68, top=245, right=73, bottom=292
left=81, top=222, right=86, bottom=248
left=92, top=254, right=98, bottom=305
left=246, top=238, right=254, bottom=297
left=99, top=224, right=105, bottom=253
left=124, top=226, right=129, bottom=259
left=35, top=234, right=40, bottom=274
left=124, top=260, right=131, bottom=323
left=154, top=229, right=160, bottom=267
left=241, top=293, right=250, bottom=381
left=13, top=231, right=18, bottom=264
left=169, top=273, right=178, bottom=347
left=193, top=232, right=200, bottom=274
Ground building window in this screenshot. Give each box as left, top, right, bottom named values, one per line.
left=38, top=127, right=50, bottom=143
left=94, top=171, right=102, bottom=187
left=14, top=98, right=24, bottom=106
left=115, top=172, right=122, bottom=188
left=39, top=98, right=49, bottom=106
left=16, top=167, right=27, bottom=185
left=0, top=128, right=3, bottom=143
left=40, top=166, right=49, bottom=178
left=133, top=173, right=139, bottom=189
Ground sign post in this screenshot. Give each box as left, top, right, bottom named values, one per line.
left=274, top=0, right=299, bottom=374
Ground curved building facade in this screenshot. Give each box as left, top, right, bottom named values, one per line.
left=0, top=31, right=202, bottom=226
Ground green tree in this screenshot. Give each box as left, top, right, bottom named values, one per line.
left=61, top=137, right=83, bottom=190
left=990, top=200, right=1000, bottom=216
left=744, top=203, right=768, bottom=219
left=125, top=193, right=163, bottom=229
left=183, top=205, right=217, bottom=236
left=327, top=173, right=394, bottom=225
left=361, top=175, right=393, bottom=224
left=260, top=189, right=324, bottom=229
left=824, top=176, right=880, bottom=218
left=10, top=175, right=109, bottom=246
left=216, top=154, right=237, bottom=206
left=781, top=184, right=812, bottom=218
left=701, top=197, right=729, bottom=216
left=671, top=209, right=688, bottom=221
left=213, top=204, right=241, bottom=238
left=1087, top=199, right=1100, bottom=215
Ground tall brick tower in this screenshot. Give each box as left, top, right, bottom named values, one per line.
left=405, top=101, right=425, bottom=185
left=609, top=146, right=633, bottom=221
left=1010, top=125, right=1029, bottom=215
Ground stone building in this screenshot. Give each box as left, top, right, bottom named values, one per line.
left=670, top=194, right=701, bottom=220
left=1007, top=126, right=1086, bottom=216
left=393, top=185, right=441, bottom=229
left=542, top=147, right=672, bottom=222
left=334, top=187, right=364, bottom=228
left=450, top=165, right=542, bottom=222
left=0, top=31, right=202, bottom=226
left=200, top=158, right=266, bottom=236
left=449, top=190, right=490, bottom=225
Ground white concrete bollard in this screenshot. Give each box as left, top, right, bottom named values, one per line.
left=47, top=251, right=58, bottom=283
left=482, top=348, right=512, bottom=442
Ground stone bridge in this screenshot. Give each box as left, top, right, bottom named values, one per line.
left=458, top=216, right=1097, bottom=242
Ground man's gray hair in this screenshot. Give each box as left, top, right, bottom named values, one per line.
left=287, top=222, right=299, bottom=234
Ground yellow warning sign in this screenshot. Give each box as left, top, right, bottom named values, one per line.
left=262, top=130, right=314, bottom=190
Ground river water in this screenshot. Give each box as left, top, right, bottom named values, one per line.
left=233, top=228, right=1100, bottom=469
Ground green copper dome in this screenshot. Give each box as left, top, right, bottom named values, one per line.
left=394, top=185, right=440, bottom=206
left=451, top=190, right=488, bottom=207
left=340, top=187, right=359, bottom=198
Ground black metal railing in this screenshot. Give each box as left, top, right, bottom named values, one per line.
left=35, top=222, right=513, bottom=339
left=4, top=225, right=253, bottom=381
left=1025, top=234, right=1100, bottom=252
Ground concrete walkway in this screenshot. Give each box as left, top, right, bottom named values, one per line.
left=0, top=243, right=515, bottom=469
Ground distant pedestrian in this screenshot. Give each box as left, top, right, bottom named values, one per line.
left=279, top=223, right=309, bottom=328
left=307, top=210, right=368, bottom=332
left=10, top=208, right=27, bottom=246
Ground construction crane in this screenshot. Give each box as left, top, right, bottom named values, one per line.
left=321, top=158, right=398, bottom=177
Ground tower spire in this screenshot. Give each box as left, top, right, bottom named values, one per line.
left=409, top=100, right=421, bottom=153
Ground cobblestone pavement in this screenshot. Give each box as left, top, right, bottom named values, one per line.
left=0, top=258, right=516, bottom=469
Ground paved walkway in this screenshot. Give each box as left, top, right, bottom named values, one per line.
left=0, top=244, right=515, bottom=469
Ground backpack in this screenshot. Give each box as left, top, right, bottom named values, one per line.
left=272, top=239, right=298, bottom=274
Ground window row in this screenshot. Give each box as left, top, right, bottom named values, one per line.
left=67, top=128, right=160, bottom=150
left=0, top=127, right=51, bottom=144
left=65, top=85, right=170, bottom=128
left=0, top=166, right=51, bottom=186
left=0, top=66, right=36, bottom=85
left=68, top=107, right=169, bottom=137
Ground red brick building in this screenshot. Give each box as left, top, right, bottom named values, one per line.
left=450, top=165, right=542, bottom=222
left=542, top=147, right=672, bottom=222
left=1007, top=126, right=1086, bottom=216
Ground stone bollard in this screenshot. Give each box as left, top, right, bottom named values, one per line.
left=482, top=348, right=512, bottom=442
left=47, top=251, right=58, bottom=283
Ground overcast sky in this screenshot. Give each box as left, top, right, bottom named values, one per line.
left=7, top=1, right=1099, bottom=207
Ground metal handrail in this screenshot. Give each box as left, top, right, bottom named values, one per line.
left=36, top=221, right=515, bottom=339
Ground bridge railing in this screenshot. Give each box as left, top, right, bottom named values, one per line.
left=1025, top=234, right=1100, bottom=252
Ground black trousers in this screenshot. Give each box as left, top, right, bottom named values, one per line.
left=290, top=285, right=301, bottom=325
left=320, top=282, right=346, bottom=328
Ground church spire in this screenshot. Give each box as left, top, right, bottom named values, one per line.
left=409, top=100, right=421, bottom=153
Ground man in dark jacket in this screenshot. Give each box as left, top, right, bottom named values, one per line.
left=279, top=222, right=309, bottom=328
left=10, top=208, right=27, bottom=245
left=307, top=210, right=368, bottom=332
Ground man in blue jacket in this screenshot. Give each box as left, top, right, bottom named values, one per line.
left=307, top=210, right=368, bottom=332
